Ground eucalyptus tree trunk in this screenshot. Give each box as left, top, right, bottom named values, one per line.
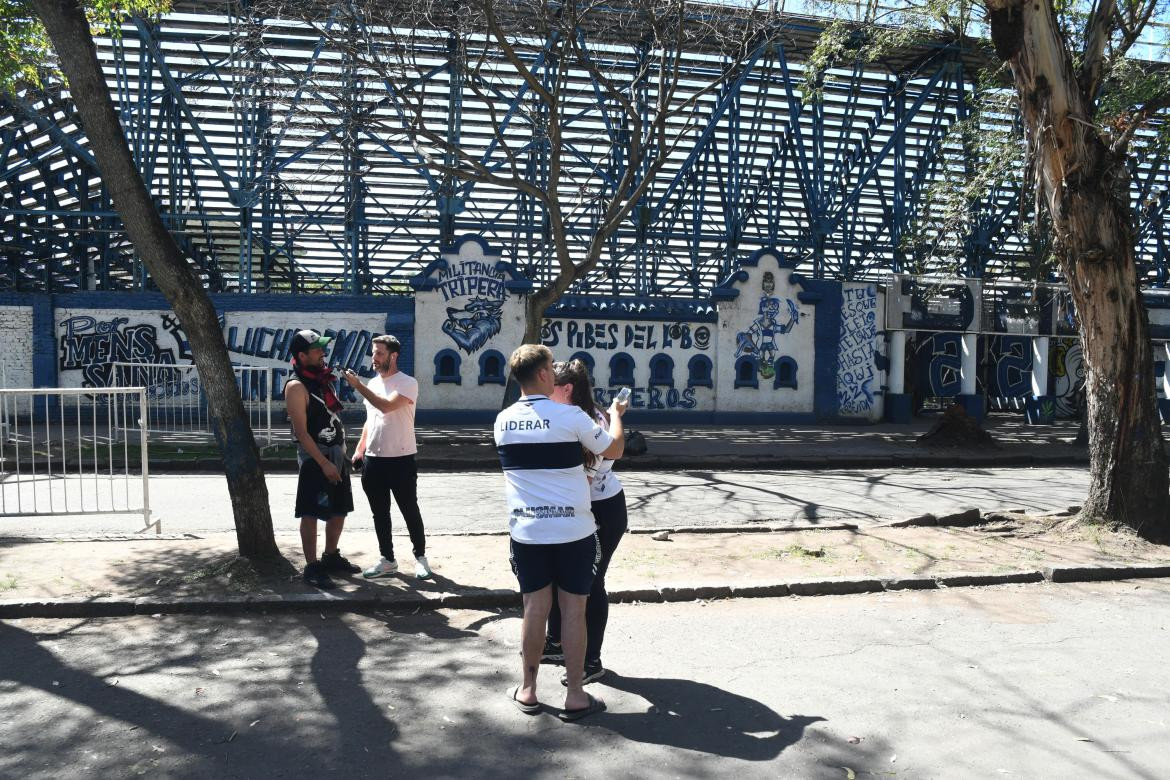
left=987, top=0, right=1169, bottom=539
left=33, top=0, right=282, bottom=559
left=501, top=262, right=574, bottom=408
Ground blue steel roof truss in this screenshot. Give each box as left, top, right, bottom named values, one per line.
left=2, top=9, right=1169, bottom=294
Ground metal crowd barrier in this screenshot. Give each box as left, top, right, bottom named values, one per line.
left=108, top=362, right=276, bottom=447
left=0, top=387, right=154, bottom=533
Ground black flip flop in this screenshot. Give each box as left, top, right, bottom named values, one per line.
left=558, top=693, right=606, bottom=722
left=510, top=686, right=541, bottom=715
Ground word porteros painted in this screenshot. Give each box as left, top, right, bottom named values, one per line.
left=541, top=320, right=711, bottom=352
left=593, top=386, right=698, bottom=410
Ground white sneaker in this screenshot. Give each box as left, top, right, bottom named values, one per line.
left=363, top=558, right=398, bottom=579
left=414, top=556, right=433, bottom=579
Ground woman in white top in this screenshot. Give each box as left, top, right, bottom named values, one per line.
left=544, top=358, right=628, bottom=684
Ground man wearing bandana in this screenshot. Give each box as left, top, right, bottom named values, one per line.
left=284, top=329, right=359, bottom=589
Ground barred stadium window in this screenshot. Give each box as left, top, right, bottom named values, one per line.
left=609, top=352, right=635, bottom=386
left=687, top=355, right=713, bottom=388
left=569, top=351, right=596, bottom=385
left=478, top=349, right=506, bottom=386
left=734, top=356, right=759, bottom=389
left=648, top=353, right=675, bottom=387
left=774, top=357, right=798, bottom=390
left=434, top=349, right=462, bottom=385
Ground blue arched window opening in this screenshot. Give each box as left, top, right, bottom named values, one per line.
left=648, top=353, right=675, bottom=387
left=434, top=349, right=462, bottom=385
left=734, top=356, right=759, bottom=389
left=478, top=349, right=506, bottom=385
left=569, top=351, right=596, bottom=385
left=773, top=357, right=798, bottom=389
left=687, top=355, right=713, bottom=388
left=609, top=352, right=635, bottom=386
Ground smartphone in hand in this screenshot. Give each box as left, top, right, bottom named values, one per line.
left=615, top=387, right=631, bottom=404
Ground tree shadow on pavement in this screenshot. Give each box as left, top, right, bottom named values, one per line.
left=595, top=671, right=824, bottom=761
left=0, top=620, right=296, bottom=777
left=0, top=607, right=507, bottom=778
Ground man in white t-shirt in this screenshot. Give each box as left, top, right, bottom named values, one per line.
left=495, top=344, right=626, bottom=721
left=343, top=334, right=432, bottom=580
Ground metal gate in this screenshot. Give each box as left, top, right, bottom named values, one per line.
left=0, top=387, right=154, bottom=533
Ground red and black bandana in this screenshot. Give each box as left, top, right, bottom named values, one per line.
left=291, top=358, right=344, bottom=414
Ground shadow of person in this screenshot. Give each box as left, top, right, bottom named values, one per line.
left=595, top=672, right=824, bottom=762
left=302, top=615, right=402, bottom=768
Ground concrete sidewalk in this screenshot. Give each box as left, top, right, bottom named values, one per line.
left=155, top=415, right=1091, bottom=472
left=4, top=513, right=1169, bottom=618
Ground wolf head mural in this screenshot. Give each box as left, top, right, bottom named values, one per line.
left=442, top=297, right=504, bottom=354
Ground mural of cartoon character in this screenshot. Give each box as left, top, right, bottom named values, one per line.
left=442, top=297, right=504, bottom=354
left=735, top=271, right=800, bottom=380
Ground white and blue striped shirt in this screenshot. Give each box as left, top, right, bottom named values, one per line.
left=494, top=395, right=614, bottom=544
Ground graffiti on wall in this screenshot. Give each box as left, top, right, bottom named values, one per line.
left=225, top=326, right=374, bottom=371
left=541, top=321, right=711, bottom=352
left=915, top=333, right=962, bottom=397
left=1050, top=339, right=1085, bottom=417
left=735, top=271, right=801, bottom=380
left=56, top=309, right=396, bottom=406
left=437, top=259, right=505, bottom=354
left=58, top=313, right=190, bottom=387
left=540, top=318, right=711, bottom=411
left=224, top=323, right=384, bottom=403
left=592, top=386, right=699, bottom=410
left=837, top=285, right=878, bottom=414
left=912, top=334, right=1086, bottom=419
left=985, top=335, right=1031, bottom=400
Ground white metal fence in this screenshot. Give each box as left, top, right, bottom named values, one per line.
left=0, top=387, right=154, bottom=533
left=108, top=362, right=277, bottom=446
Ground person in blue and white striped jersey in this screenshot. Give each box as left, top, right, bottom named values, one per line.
left=495, top=344, right=627, bottom=722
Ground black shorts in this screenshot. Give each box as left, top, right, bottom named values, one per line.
left=509, top=533, right=600, bottom=595
left=295, top=456, right=354, bottom=521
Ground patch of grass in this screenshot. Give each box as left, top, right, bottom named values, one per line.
left=754, top=544, right=829, bottom=561
left=0, top=574, right=17, bottom=590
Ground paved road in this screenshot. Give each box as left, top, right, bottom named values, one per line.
left=0, top=466, right=1089, bottom=537
left=0, top=463, right=1085, bottom=537
left=2, top=580, right=1167, bottom=777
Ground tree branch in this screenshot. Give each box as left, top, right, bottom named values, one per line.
left=1112, top=91, right=1170, bottom=154
left=1080, top=0, right=1116, bottom=99
left=1107, top=0, right=1158, bottom=67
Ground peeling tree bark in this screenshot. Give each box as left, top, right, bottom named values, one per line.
left=986, top=0, right=1169, bottom=540
left=33, top=0, right=281, bottom=559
